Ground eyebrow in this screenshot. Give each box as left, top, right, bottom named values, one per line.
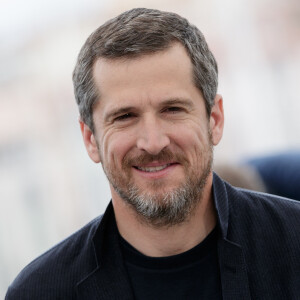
left=104, top=97, right=195, bottom=122
left=158, top=98, right=195, bottom=110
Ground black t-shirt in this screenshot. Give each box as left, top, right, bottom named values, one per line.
left=119, top=227, right=222, bottom=300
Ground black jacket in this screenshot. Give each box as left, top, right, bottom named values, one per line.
left=6, top=174, right=300, bottom=299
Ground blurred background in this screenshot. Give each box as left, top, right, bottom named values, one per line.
left=1, top=0, right=299, bottom=296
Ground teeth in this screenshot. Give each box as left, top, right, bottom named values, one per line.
left=137, top=164, right=170, bottom=172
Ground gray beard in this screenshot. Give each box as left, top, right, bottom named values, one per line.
left=116, top=177, right=209, bottom=228
left=108, top=153, right=212, bottom=228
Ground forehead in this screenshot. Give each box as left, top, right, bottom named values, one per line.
left=92, top=43, right=203, bottom=114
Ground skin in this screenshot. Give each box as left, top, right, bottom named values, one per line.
left=80, top=43, right=224, bottom=257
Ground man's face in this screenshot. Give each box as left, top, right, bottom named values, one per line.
left=81, top=43, right=224, bottom=226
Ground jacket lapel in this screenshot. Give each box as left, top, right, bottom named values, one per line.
left=76, top=203, right=134, bottom=299
left=76, top=266, right=133, bottom=300
left=218, top=239, right=251, bottom=300
left=213, top=174, right=251, bottom=300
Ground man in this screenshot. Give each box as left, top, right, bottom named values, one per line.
left=6, top=8, right=300, bottom=300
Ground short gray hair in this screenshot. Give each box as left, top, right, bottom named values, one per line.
left=73, top=8, right=218, bottom=132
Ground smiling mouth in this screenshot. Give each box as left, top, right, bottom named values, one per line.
left=134, top=164, right=173, bottom=172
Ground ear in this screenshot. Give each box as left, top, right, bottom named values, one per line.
left=209, top=94, right=224, bottom=146
left=79, top=119, right=101, bottom=163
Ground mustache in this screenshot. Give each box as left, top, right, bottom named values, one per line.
left=123, top=148, right=189, bottom=167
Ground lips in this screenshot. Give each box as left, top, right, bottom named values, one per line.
left=125, top=149, right=185, bottom=173
left=135, top=164, right=171, bottom=172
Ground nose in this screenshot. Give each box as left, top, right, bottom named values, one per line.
left=136, top=117, right=170, bottom=155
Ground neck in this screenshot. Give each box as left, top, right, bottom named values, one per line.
left=111, top=173, right=217, bottom=257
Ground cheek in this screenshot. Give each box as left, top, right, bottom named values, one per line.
left=172, top=122, right=209, bottom=149
left=172, top=123, right=211, bottom=168
left=101, top=131, right=135, bottom=166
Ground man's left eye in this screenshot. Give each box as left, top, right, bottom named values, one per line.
left=115, top=113, right=133, bottom=121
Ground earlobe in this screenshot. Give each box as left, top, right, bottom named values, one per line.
left=79, top=119, right=101, bottom=163
left=209, top=94, right=224, bottom=146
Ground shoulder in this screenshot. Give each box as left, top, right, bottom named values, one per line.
left=6, top=215, right=103, bottom=299
left=221, top=179, right=300, bottom=297
left=225, top=182, right=300, bottom=245
left=214, top=173, right=300, bottom=230
left=227, top=182, right=300, bottom=220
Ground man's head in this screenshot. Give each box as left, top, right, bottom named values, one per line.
left=73, top=8, right=218, bottom=133
left=75, top=8, right=224, bottom=227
